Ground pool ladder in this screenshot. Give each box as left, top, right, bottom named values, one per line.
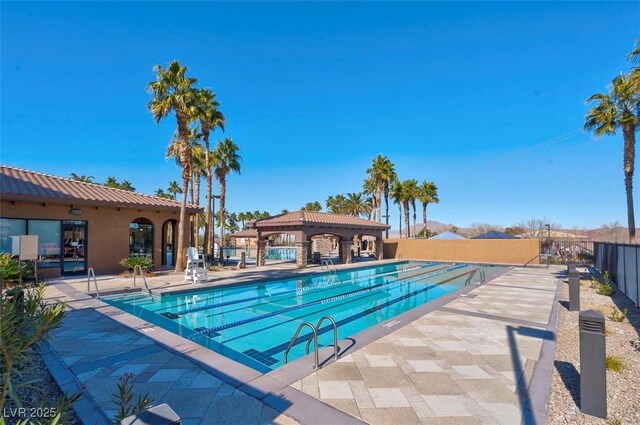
left=133, top=265, right=155, bottom=298
left=464, top=268, right=486, bottom=286
left=321, top=259, right=338, bottom=285
left=283, top=315, right=340, bottom=369
left=87, top=267, right=100, bottom=298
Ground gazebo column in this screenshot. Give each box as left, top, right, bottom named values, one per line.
left=295, top=241, right=309, bottom=268
left=340, top=239, right=353, bottom=264
left=375, top=237, right=384, bottom=260
left=257, top=239, right=269, bottom=266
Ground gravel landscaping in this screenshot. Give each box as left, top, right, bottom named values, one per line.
left=548, top=269, right=640, bottom=425
left=3, top=349, right=81, bottom=425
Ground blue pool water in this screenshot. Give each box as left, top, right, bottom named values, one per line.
left=103, top=261, right=503, bottom=372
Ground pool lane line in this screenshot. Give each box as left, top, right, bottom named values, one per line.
left=162, top=262, right=440, bottom=314
left=212, top=276, right=422, bottom=345
left=215, top=266, right=476, bottom=346
left=222, top=268, right=477, bottom=365
left=149, top=262, right=418, bottom=312
left=175, top=262, right=440, bottom=316
left=189, top=264, right=467, bottom=338
left=198, top=264, right=455, bottom=319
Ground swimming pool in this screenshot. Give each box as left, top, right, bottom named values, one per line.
left=102, top=261, right=503, bottom=372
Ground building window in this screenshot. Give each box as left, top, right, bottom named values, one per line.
left=28, top=220, right=62, bottom=269
left=130, top=218, right=153, bottom=259
left=0, top=218, right=27, bottom=254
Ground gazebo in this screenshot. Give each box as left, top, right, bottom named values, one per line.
left=250, top=210, right=390, bottom=268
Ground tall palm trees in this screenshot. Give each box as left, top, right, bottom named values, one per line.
left=212, top=138, right=242, bottom=261
left=390, top=181, right=405, bottom=238
left=365, top=155, right=397, bottom=238
left=403, top=179, right=418, bottom=237
left=418, top=181, right=439, bottom=235
left=585, top=73, right=639, bottom=243
left=195, top=88, right=225, bottom=258
left=147, top=60, right=198, bottom=271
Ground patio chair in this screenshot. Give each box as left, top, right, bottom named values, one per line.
left=184, top=247, right=208, bottom=283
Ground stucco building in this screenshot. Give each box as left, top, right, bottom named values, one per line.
left=0, top=165, right=198, bottom=278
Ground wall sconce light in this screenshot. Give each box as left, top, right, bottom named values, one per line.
left=69, top=208, right=82, bottom=215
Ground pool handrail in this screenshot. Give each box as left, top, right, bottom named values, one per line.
left=133, top=265, right=152, bottom=297
left=305, top=315, right=339, bottom=361
left=87, top=267, right=100, bottom=298
left=283, top=322, right=319, bottom=369
left=464, top=268, right=486, bottom=286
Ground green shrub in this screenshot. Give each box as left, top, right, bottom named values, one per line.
left=119, top=256, right=153, bottom=270
left=0, top=253, right=35, bottom=284
left=610, top=307, right=628, bottom=322
left=0, top=285, right=66, bottom=412
left=112, top=373, right=153, bottom=424
left=605, top=355, right=625, bottom=373
left=592, top=271, right=615, bottom=296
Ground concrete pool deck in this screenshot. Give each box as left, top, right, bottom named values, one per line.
left=40, top=262, right=564, bottom=424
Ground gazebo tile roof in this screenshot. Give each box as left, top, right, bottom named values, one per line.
left=253, top=210, right=390, bottom=229
left=0, top=165, right=198, bottom=212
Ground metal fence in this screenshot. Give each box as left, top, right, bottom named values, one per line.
left=594, top=242, right=640, bottom=306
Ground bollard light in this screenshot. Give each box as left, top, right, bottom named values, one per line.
left=569, top=273, right=580, bottom=311
left=579, top=310, right=607, bottom=419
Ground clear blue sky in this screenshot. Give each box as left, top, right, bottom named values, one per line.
left=2, top=1, right=639, bottom=230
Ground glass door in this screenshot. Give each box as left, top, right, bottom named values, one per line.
left=62, top=220, right=87, bottom=275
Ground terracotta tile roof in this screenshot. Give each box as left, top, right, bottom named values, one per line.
left=0, top=165, right=199, bottom=212
left=253, top=210, right=390, bottom=229
left=230, top=229, right=258, bottom=238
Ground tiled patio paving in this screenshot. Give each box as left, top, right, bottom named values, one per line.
left=291, top=267, right=561, bottom=424
left=41, top=264, right=562, bottom=425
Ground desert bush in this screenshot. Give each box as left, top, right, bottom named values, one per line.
left=0, top=285, right=66, bottom=412
left=609, top=307, right=628, bottom=322
left=112, top=373, right=153, bottom=424
left=0, top=253, right=35, bottom=284
left=605, top=355, right=625, bottom=373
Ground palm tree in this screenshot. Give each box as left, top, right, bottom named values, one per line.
left=147, top=60, right=199, bottom=271
left=119, top=180, right=135, bottom=192
left=69, top=173, right=94, bottom=183
left=390, top=181, right=404, bottom=238
left=194, top=88, right=225, bottom=257
left=585, top=73, right=639, bottom=243
left=362, top=176, right=379, bottom=221
left=155, top=188, right=172, bottom=199
left=403, top=179, right=418, bottom=237
left=628, top=38, right=640, bottom=92
left=212, top=138, right=242, bottom=261
left=302, top=201, right=322, bottom=211
left=344, top=192, right=368, bottom=217
left=191, top=143, right=205, bottom=249
left=417, top=181, right=439, bottom=235
left=366, top=155, right=397, bottom=238
left=104, top=176, right=119, bottom=188
left=167, top=180, right=180, bottom=200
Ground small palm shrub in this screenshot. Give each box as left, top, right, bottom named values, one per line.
left=609, top=307, right=628, bottom=322
left=0, top=285, right=66, bottom=412
left=112, top=373, right=153, bottom=424
left=605, top=355, right=625, bottom=373
left=119, top=256, right=153, bottom=270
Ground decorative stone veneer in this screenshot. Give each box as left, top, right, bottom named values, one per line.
left=257, top=240, right=268, bottom=266
left=340, top=240, right=353, bottom=264
left=375, top=238, right=384, bottom=260
left=295, top=241, right=309, bottom=268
